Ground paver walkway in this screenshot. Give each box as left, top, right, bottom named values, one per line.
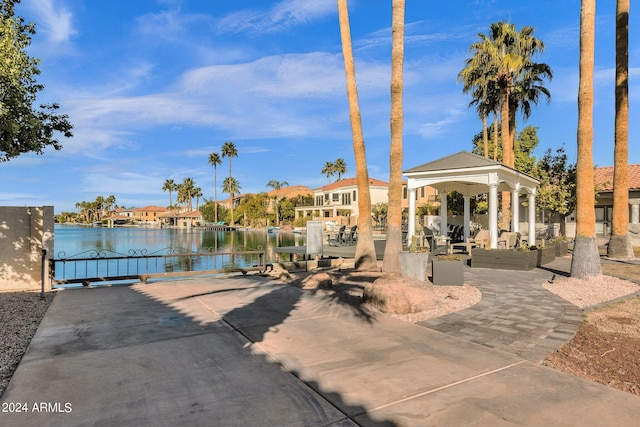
left=419, top=256, right=584, bottom=362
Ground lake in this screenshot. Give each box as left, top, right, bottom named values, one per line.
left=54, top=225, right=306, bottom=260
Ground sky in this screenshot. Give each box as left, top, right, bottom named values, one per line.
left=2, top=0, right=638, bottom=214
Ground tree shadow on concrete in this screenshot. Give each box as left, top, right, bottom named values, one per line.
left=166, top=273, right=395, bottom=425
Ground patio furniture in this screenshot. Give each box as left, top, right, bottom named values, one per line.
left=469, top=230, right=490, bottom=248
left=327, top=225, right=346, bottom=246
left=344, top=225, right=358, bottom=245
left=498, top=231, right=518, bottom=249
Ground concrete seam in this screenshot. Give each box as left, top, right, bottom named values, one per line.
left=365, top=360, right=528, bottom=414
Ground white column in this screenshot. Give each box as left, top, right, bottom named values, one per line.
left=463, top=195, right=470, bottom=241
left=631, top=200, right=640, bottom=224
left=407, top=187, right=417, bottom=242
left=512, top=185, right=520, bottom=233
left=528, top=192, right=536, bottom=246
left=489, top=184, right=498, bottom=248
left=440, top=192, right=448, bottom=238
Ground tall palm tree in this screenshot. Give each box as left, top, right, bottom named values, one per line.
left=382, top=0, right=406, bottom=274
left=459, top=53, right=500, bottom=159
left=208, top=152, right=222, bottom=222
left=222, top=141, right=238, bottom=224
left=608, top=0, right=633, bottom=259
left=223, top=176, right=241, bottom=226
left=162, top=179, right=177, bottom=208
left=321, top=161, right=335, bottom=182
left=333, top=158, right=347, bottom=180
left=180, top=177, right=196, bottom=212
left=461, top=22, right=550, bottom=229
left=222, top=141, right=237, bottom=178
left=337, top=0, right=377, bottom=269
left=570, top=0, right=600, bottom=279
left=266, top=180, right=289, bottom=226
left=194, top=187, right=203, bottom=210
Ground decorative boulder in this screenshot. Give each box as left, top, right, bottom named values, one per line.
left=300, top=272, right=333, bottom=290
left=363, top=273, right=438, bottom=314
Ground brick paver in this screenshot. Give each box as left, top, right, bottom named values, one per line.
left=419, top=257, right=583, bottom=362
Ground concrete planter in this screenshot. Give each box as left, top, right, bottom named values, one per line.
left=431, top=258, right=464, bottom=286
left=398, top=251, right=429, bottom=281
left=471, top=248, right=537, bottom=271
left=534, top=246, right=556, bottom=266
left=551, top=241, right=569, bottom=257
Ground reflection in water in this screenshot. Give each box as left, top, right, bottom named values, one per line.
left=55, top=225, right=306, bottom=263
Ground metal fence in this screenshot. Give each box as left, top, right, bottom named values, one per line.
left=48, top=247, right=268, bottom=287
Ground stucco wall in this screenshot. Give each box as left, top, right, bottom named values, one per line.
left=0, top=206, right=54, bottom=291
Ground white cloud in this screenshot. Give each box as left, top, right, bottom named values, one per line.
left=26, top=0, right=76, bottom=43
left=217, top=0, right=335, bottom=34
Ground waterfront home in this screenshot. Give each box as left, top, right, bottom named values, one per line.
left=132, top=206, right=168, bottom=225
left=294, top=177, right=389, bottom=226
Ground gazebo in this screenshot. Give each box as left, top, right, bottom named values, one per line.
left=403, top=151, right=540, bottom=249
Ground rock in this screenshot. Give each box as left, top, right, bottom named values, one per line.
left=269, top=263, right=291, bottom=281
left=363, top=273, right=438, bottom=314
left=301, top=272, right=332, bottom=290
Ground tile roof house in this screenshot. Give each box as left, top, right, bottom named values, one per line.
left=592, top=164, right=640, bottom=235
left=131, top=206, right=168, bottom=224
left=265, top=185, right=314, bottom=214
left=294, top=177, right=389, bottom=225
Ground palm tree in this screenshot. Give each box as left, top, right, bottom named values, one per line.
left=266, top=180, right=289, bottom=226
left=222, top=176, right=241, bottom=225
left=337, top=0, right=377, bottom=269
left=162, top=179, right=177, bottom=208
left=208, top=152, right=222, bottom=222
left=222, top=141, right=238, bottom=178
left=570, top=0, right=600, bottom=279
left=222, top=141, right=238, bottom=224
left=459, top=52, right=501, bottom=159
left=333, top=158, right=347, bottom=180
left=382, top=0, right=407, bottom=274
left=461, top=22, right=550, bottom=229
left=104, top=194, right=116, bottom=217
left=608, top=0, right=633, bottom=259
left=180, top=177, right=196, bottom=212
left=321, top=161, right=335, bottom=182
left=194, top=187, right=203, bottom=210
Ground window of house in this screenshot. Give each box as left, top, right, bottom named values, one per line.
left=332, top=193, right=340, bottom=202
left=403, top=187, right=407, bottom=199
left=421, top=187, right=425, bottom=198
left=342, top=193, right=351, bottom=205
left=353, top=190, right=356, bottom=201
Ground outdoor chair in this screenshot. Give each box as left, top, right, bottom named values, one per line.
left=420, top=228, right=434, bottom=250
left=498, top=231, right=518, bottom=249
left=345, top=225, right=358, bottom=245
left=469, top=229, right=490, bottom=248
left=327, top=225, right=346, bottom=246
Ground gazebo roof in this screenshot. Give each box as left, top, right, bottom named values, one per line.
left=403, top=151, right=539, bottom=196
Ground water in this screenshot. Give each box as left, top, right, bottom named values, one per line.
left=54, top=225, right=306, bottom=260
left=52, top=225, right=306, bottom=284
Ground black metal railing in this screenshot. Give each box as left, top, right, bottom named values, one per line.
left=49, top=246, right=267, bottom=287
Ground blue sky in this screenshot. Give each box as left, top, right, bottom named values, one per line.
left=3, top=0, right=638, bottom=214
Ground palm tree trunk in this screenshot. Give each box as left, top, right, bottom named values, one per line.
left=571, top=0, right=601, bottom=279
left=337, top=0, right=377, bottom=269
left=214, top=169, right=218, bottom=223
left=500, top=95, right=511, bottom=230
left=382, top=0, right=406, bottom=273
left=608, top=0, right=633, bottom=259
left=493, top=111, right=499, bottom=161
left=482, top=115, right=488, bottom=158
